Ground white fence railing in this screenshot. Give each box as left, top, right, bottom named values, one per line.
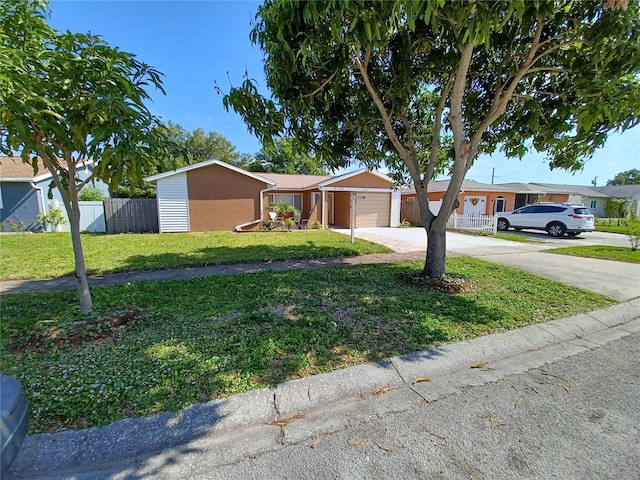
left=447, top=213, right=498, bottom=234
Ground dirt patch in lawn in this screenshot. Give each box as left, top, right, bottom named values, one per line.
left=8, top=307, right=144, bottom=353
left=398, top=272, right=478, bottom=295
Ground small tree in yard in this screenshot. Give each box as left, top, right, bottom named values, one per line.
left=224, top=0, right=640, bottom=279
left=1, top=0, right=166, bottom=312
left=628, top=220, right=640, bottom=251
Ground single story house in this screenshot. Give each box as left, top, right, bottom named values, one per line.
left=592, top=184, right=640, bottom=217
left=0, top=156, right=108, bottom=232
left=528, top=183, right=610, bottom=217
left=401, top=178, right=640, bottom=220
left=402, top=180, right=520, bottom=216
left=145, top=160, right=401, bottom=232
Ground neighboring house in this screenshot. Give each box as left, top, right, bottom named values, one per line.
left=0, top=156, right=109, bottom=232
left=401, top=178, right=640, bottom=220
left=594, top=184, right=640, bottom=217
left=145, top=160, right=400, bottom=232
left=402, top=180, right=519, bottom=216
left=529, top=183, right=610, bottom=217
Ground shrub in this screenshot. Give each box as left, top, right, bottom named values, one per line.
left=310, top=220, right=322, bottom=229
left=36, top=209, right=67, bottom=231
left=283, top=217, right=297, bottom=230
left=78, top=186, right=105, bottom=201
left=7, top=219, right=26, bottom=232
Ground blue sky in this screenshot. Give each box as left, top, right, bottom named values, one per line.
left=50, top=1, right=639, bottom=186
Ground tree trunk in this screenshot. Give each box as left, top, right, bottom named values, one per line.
left=423, top=222, right=447, bottom=278
left=69, top=194, right=92, bottom=313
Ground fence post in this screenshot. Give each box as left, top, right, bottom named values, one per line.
left=493, top=214, right=498, bottom=235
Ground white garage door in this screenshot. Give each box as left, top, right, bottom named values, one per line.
left=355, top=193, right=390, bottom=227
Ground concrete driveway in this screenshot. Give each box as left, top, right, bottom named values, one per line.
left=336, top=227, right=640, bottom=301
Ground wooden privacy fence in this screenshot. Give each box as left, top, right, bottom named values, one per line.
left=104, top=198, right=159, bottom=234
left=400, top=200, right=443, bottom=227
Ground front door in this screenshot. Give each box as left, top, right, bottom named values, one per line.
left=494, top=196, right=505, bottom=213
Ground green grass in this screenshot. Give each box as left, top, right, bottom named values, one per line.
left=595, top=218, right=637, bottom=234
left=448, top=229, right=544, bottom=243
left=0, top=231, right=391, bottom=281
left=595, top=224, right=632, bottom=234
left=544, top=245, right=640, bottom=263
left=494, top=232, right=545, bottom=243
left=0, top=257, right=615, bottom=434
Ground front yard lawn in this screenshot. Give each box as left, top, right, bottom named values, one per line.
left=544, top=245, right=640, bottom=263
left=0, top=257, right=615, bottom=434
left=0, top=230, right=391, bottom=281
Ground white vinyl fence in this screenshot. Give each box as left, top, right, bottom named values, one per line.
left=447, top=212, right=498, bottom=234
left=79, top=201, right=106, bottom=232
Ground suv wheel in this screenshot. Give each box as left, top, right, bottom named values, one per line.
left=547, top=222, right=566, bottom=237
left=497, top=218, right=509, bottom=231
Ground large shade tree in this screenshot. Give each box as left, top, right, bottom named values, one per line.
left=224, top=0, right=640, bottom=278
left=0, top=0, right=166, bottom=312
left=247, top=136, right=328, bottom=174
left=607, top=168, right=640, bottom=185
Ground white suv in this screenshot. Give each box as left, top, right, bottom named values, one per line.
left=496, top=203, right=595, bottom=237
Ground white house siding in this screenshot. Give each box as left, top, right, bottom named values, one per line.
left=157, top=174, right=190, bottom=232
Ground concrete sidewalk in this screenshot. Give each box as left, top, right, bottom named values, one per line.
left=8, top=299, right=640, bottom=479
left=0, top=251, right=425, bottom=295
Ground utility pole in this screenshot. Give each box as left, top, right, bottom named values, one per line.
left=591, top=176, right=597, bottom=187
left=491, top=167, right=495, bottom=185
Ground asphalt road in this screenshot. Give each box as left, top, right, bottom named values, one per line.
left=59, top=331, right=639, bottom=480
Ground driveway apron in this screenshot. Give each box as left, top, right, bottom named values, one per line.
left=338, top=227, right=640, bottom=302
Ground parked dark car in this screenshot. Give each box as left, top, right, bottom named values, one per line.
left=1, top=373, right=29, bottom=476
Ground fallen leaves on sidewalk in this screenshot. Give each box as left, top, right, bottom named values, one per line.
left=310, top=433, right=332, bottom=449
left=470, top=363, right=494, bottom=371
left=411, top=377, right=432, bottom=385
left=374, top=441, right=393, bottom=452
left=266, top=412, right=305, bottom=427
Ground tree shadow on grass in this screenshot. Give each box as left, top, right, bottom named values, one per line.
left=4, top=260, right=550, bottom=479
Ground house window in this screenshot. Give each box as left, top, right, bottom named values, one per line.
left=311, top=192, right=321, bottom=209
left=268, top=194, right=302, bottom=211
left=590, top=200, right=597, bottom=208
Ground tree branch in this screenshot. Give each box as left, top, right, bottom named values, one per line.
left=351, top=48, right=408, bottom=162
left=303, top=69, right=338, bottom=98
left=426, top=78, right=453, bottom=184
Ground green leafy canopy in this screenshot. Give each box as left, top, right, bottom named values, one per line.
left=223, top=0, right=640, bottom=278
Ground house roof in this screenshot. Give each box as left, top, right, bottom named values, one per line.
left=146, top=161, right=395, bottom=191
left=402, top=179, right=520, bottom=195
left=529, top=183, right=609, bottom=198
left=492, top=182, right=575, bottom=194
left=317, top=168, right=394, bottom=187
left=258, top=172, right=332, bottom=190
left=0, top=156, right=49, bottom=181
left=145, top=159, right=277, bottom=185
left=595, top=184, right=640, bottom=197
left=0, top=155, right=95, bottom=183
